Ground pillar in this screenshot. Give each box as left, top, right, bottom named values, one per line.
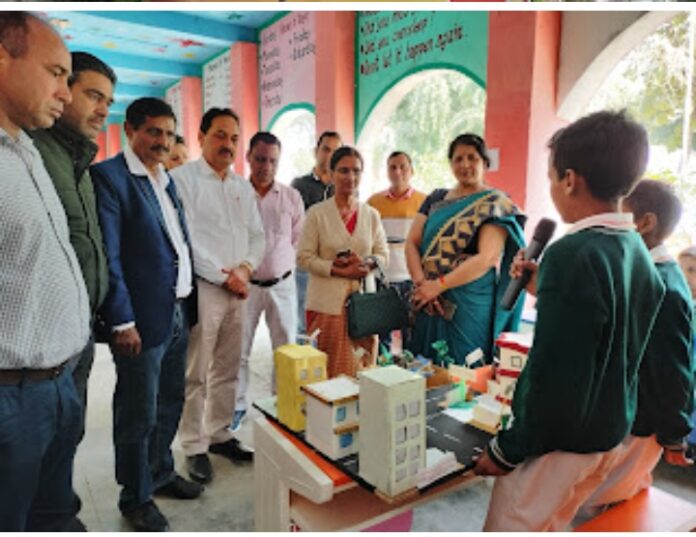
left=106, top=123, right=122, bottom=158
left=314, top=12, right=356, bottom=144
left=230, top=42, right=259, bottom=176
left=484, top=12, right=566, bottom=236
left=95, top=131, right=106, bottom=163
left=177, top=76, right=203, bottom=161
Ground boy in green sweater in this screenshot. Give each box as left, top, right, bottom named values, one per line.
left=577, top=179, right=694, bottom=517
left=473, top=111, right=666, bottom=531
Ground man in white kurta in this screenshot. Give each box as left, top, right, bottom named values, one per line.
left=233, top=132, right=304, bottom=429
left=171, top=108, right=265, bottom=484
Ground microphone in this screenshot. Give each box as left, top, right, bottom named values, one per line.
left=500, top=218, right=557, bottom=310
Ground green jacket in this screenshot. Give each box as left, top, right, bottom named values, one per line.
left=30, top=124, right=109, bottom=315
left=632, top=260, right=695, bottom=446
left=489, top=227, right=665, bottom=470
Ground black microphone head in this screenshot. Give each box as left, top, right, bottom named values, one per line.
left=532, top=218, right=557, bottom=247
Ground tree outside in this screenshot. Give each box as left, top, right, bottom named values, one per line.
left=365, top=70, right=487, bottom=198
left=271, top=108, right=316, bottom=185
left=586, top=12, right=696, bottom=252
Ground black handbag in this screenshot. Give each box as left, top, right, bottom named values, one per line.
left=345, top=263, right=409, bottom=339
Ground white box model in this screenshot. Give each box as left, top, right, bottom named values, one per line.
left=302, top=376, right=360, bottom=460
left=358, top=366, right=426, bottom=497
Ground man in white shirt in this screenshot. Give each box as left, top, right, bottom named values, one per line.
left=92, top=98, right=202, bottom=532
left=233, top=132, right=304, bottom=432
left=172, top=108, right=265, bottom=485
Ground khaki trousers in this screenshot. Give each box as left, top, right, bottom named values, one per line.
left=578, top=435, right=662, bottom=518
left=179, top=280, right=244, bottom=455
left=484, top=443, right=624, bottom=531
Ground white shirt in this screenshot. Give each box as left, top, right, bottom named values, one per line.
left=123, top=144, right=192, bottom=298
left=0, top=128, right=90, bottom=368
left=567, top=212, right=635, bottom=235
left=171, top=157, right=265, bottom=286
left=649, top=244, right=674, bottom=264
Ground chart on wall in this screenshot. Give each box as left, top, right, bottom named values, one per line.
left=356, top=11, right=488, bottom=134
left=259, top=12, right=316, bottom=129
left=165, top=81, right=185, bottom=135
left=203, top=50, right=233, bottom=111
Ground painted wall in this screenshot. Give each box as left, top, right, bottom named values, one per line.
left=259, top=12, right=317, bottom=130
left=355, top=11, right=489, bottom=136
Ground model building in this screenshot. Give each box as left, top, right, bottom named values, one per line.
left=275, top=343, right=327, bottom=432
left=302, top=376, right=360, bottom=460
left=358, top=366, right=426, bottom=497
left=470, top=332, right=532, bottom=433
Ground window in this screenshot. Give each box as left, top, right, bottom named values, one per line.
left=395, top=403, right=407, bottom=421
left=410, top=445, right=420, bottom=460
left=410, top=463, right=419, bottom=476
left=395, top=427, right=407, bottom=445
left=336, top=406, right=347, bottom=423
left=510, top=355, right=523, bottom=369
left=300, top=368, right=308, bottom=381
left=395, top=447, right=407, bottom=464
left=395, top=467, right=407, bottom=482
left=314, top=366, right=323, bottom=379
left=409, top=400, right=420, bottom=417
left=339, top=432, right=353, bottom=448
left=409, top=424, right=420, bottom=439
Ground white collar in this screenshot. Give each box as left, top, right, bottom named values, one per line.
left=123, top=144, right=168, bottom=187
left=566, top=212, right=635, bottom=235
left=196, top=157, right=236, bottom=182
left=649, top=244, right=674, bottom=264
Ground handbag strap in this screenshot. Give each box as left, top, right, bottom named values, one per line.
left=361, top=256, right=389, bottom=293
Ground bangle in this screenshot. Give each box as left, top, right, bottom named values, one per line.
left=438, top=275, right=447, bottom=290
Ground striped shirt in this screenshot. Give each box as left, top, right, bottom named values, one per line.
left=0, top=128, right=90, bottom=368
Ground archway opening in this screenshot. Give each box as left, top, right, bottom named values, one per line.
left=358, top=69, right=486, bottom=200
left=270, top=108, right=316, bottom=185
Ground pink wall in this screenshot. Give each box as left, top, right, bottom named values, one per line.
left=106, top=123, right=122, bottom=159
left=315, top=12, right=355, bottom=145
left=484, top=12, right=566, bottom=237
left=231, top=42, right=259, bottom=176
left=95, top=131, right=106, bottom=163
left=178, top=77, right=203, bottom=161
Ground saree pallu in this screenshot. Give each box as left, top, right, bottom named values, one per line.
left=411, top=189, right=526, bottom=365
left=306, top=309, right=377, bottom=378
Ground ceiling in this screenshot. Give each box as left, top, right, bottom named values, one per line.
left=41, top=10, right=284, bottom=123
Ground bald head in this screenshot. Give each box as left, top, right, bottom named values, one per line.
left=0, top=12, right=71, bottom=136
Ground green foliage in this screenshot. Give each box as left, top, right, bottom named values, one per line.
left=369, top=71, right=486, bottom=194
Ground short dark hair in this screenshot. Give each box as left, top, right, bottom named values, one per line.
left=317, top=130, right=341, bottom=149
left=330, top=146, right=363, bottom=171
left=248, top=131, right=281, bottom=153
left=448, top=134, right=491, bottom=168
left=125, top=98, right=176, bottom=130
left=200, top=107, right=239, bottom=134
left=69, top=51, right=117, bottom=87
left=624, top=179, right=682, bottom=241
left=548, top=110, right=648, bottom=202
left=174, top=134, right=185, bottom=145
left=388, top=151, right=413, bottom=168
left=0, top=11, right=37, bottom=58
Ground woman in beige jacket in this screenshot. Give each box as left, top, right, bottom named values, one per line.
left=297, top=146, right=388, bottom=377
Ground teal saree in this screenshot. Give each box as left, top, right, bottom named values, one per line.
left=411, top=189, right=527, bottom=365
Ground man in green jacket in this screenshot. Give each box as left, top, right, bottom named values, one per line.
left=31, top=51, right=115, bottom=444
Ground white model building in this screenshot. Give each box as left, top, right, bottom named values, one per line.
left=358, top=366, right=426, bottom=497
left=302, top=376, right=360, bottom=460
left=471, top=331, right=532, bottom=433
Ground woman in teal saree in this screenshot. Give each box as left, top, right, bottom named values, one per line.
left=406, top=134, right=527, bottom=365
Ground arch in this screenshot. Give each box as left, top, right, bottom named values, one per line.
left=269, top=106, right=317, bottom=185
left=558, top=11, right=679, bottom=120
left=357, top=68, right=486, bottom=200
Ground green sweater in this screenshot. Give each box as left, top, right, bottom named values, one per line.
left=30, top=124, right=109, bottom=315
left=632, top=260, right=695, bottom=446
left=489, top=227, right=665, bottom=470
